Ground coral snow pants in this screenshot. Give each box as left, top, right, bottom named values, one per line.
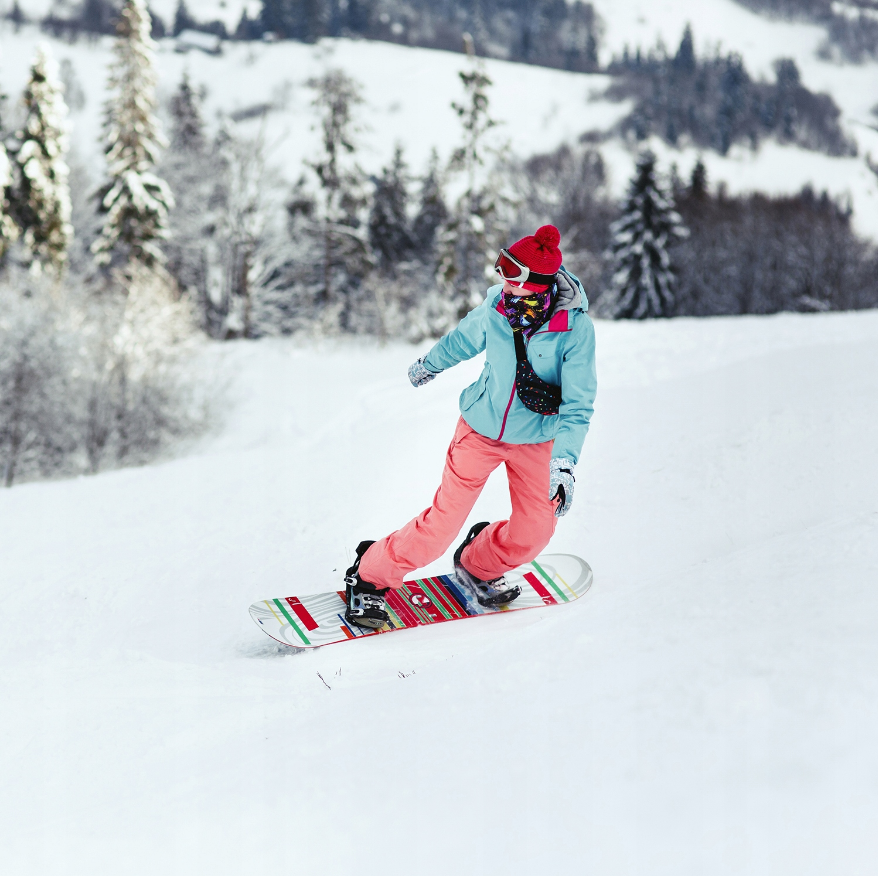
left=359, top=417, right=558, bottom=590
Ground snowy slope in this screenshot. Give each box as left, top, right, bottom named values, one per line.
left=3, top=5, right=878, bottom=235
left=0, top=24, right=626, bottom=185
left=1, top=310, right=878, bottom=875
left=588, top=0, right=878, bottom=236
left=590, top=0, right=876, bottom=123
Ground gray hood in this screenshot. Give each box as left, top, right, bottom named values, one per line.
left=552, top=267, right=588, bottom=314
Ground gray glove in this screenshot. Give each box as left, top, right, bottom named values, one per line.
left=408, top=357, right=440, bottom=387
left=549, top=457, right=575, bottom=518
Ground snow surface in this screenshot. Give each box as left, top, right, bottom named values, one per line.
left=2, top=309, right=878, bottom=874
left=2, top=7, right=878, bottom=236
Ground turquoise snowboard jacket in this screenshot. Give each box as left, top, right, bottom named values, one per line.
left=423, top=268, right=597, bottom=465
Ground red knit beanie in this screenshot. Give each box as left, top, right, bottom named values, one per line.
left=507, top=225, right=562, bottom=291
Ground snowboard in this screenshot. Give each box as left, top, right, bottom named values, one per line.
left=249, top=553, right=592, bottom=650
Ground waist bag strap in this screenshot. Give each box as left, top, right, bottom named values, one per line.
left=512, top=330, right=562, bottom=416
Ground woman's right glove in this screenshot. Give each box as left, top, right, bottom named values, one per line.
left=408, top=357, right=440, bottom=387
left=549, top=457, right=576, bottom=518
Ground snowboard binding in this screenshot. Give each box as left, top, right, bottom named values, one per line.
left=344, top=540, right=390, bottom=630
left=453, top=522, right=522, bottom=607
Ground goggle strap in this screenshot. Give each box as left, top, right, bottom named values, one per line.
left=495, top=250, right=557, bottom=286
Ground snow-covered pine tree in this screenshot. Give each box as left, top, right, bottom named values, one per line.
left=249, top=172, right=317, bottom=336
left=307, top=68, right=370, bottom=327
left=368, top=144, right=414, bottom=276
left=607, top=150, right=689, bottom=319
left=92, top=0, right=173, bottom=269
left=561, top=1, right=601, bottom=72
left=689, top=158, right=708, bottom=197
left=169, top=74, right=205, bottom=153
left=1, top=82, right=20, bottom=259
left=397, top=149, right=457, bottom=341
left=13, top=44, right=72, bottom=274
left=8, top=1, right=26, bottom=31
left=437, top=51, right=510, bottom=319
left=0, top=146, right=18, bottom=259
left=173, top=0, right=196, bottom=36
left=207, top=121, right=272, bottom=339
left=673, top=24, right=696, bottom=75
left=412, top=148, right=448, bottom=259
left=0, top=278, right=69, bottom=486
left=160, top=74, right=217, bottom=326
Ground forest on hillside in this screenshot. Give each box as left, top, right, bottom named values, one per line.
left=733, top=0, right=878, bottom=61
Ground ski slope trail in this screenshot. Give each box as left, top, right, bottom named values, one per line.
left=2, top=310, right=878, bottom=874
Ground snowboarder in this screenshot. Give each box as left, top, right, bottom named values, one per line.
left=345, top=225, right=597, bottom=629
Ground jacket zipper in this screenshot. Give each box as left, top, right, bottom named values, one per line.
left=498, top=384, right=516, bottom=441
left=498, top=330, right=533, bottom=441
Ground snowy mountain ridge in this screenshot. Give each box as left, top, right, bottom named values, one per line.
left=2, top=0, right=878, bottom=236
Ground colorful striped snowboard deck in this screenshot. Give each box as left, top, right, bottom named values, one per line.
left=249, top=553, right=592, bottom=649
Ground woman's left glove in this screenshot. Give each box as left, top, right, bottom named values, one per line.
left=549, top=457, right=575, bottom=518
left=408, top=357, right=440, bottom=387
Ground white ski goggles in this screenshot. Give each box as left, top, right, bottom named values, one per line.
left=494, top=249, right=556, bottom=288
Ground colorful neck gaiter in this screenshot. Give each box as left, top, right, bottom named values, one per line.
left=503, top=288, right=553, bottom=338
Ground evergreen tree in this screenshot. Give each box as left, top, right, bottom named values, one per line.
left=673, top=24, right=696, bottom=75
left=607, top=150, right=689, bottom=319
left=254, top=70, right=370, bottom=335
left=235, top=7, right=263, bottom=39
left=8, top=1, right=26, bottom=31
left=80, top=0, right=116, bottom=35
left=0, top=143, right=18, bottom=259
left=260, top=0, right=327, bottom=40
left=173, top=0, right=196, bottom=35
left=368, top=144, right=414, bottom=275
left=160, top=74, right=215, bottom=324
left=169, top=73, right=205, bottom=152
left=203, top=123, right=271, bottom=339
left=92, top=0, right=174, bottom=269
left=307, top=68, right=369, bottom=316
left=437, top=56, right=509, bottom=318
left=689, top=158, right=708, bottom=197
left=251, top=174, right=317, bottom=336
left=562, top=1, right=602, bottom=72
left=773, top=58, right=800, bottom=141
left=411, top=148, right=448, bottom=257
left=0, top=88, right=19, bottom=259
left=13, top=45, right=72, bottom=274
left=716, top=54, right=750, bottom=155
left=0, top=280, right=70, bottom=487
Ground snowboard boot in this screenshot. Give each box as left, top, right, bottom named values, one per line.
left=453, top=522, right=521, bottom=607
left=344, top=540, right=390, bottom=630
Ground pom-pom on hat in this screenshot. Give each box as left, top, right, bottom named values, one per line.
left=506, top=225, right=563, bottom=291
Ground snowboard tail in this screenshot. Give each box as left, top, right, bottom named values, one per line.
left=250, top=554, right=592, bottom=650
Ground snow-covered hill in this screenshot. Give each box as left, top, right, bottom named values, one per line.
left=3, top=9, right=878, bottom=869
left=1, top=310, right=877, bottom=874
left=0, top=24, right=627, bottom=183
left=2, top=1, right=878, bottom=235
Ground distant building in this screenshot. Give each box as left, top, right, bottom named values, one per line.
left=175, top=29, right=222, bottom=55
